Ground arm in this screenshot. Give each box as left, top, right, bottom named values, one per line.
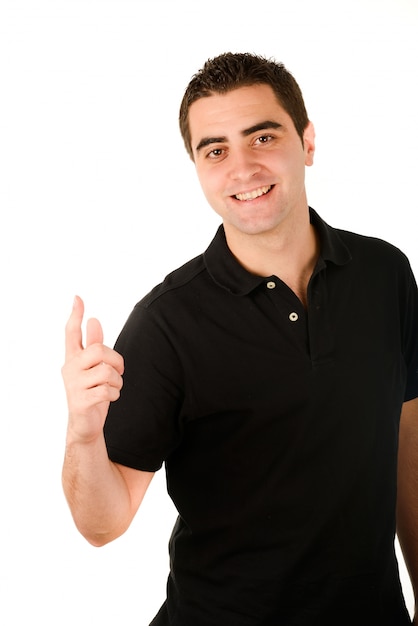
left=397, top=396, right=418, bottom=623
left=61, top=296, right=154, bottom=546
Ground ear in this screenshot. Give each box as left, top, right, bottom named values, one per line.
left=303, top=121, right=315, bottom=166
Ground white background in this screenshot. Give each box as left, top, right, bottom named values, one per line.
left=1, top=0, right=417, bottom=623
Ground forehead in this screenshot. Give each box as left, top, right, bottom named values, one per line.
left=188, top=84, right=291, bottom=146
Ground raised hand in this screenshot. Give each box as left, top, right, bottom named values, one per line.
left=62, top=296, right=124, bottom=444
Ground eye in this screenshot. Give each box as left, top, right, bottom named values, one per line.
left=254, top=134, right=274, bottom=145
left=206, top=147, right=225, bottom=159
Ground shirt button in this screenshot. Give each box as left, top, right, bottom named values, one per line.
left=289, top=312, right=299, bottom=322
left=266, top=281, right=276, bottom=289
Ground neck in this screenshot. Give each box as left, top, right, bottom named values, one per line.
left=224, top=210, right=319, bottom=306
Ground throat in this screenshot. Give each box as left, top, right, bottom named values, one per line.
left=283, top=275, right=311, bottom=308
left=225, top=222, right=320, bottom=308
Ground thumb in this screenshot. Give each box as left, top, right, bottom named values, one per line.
left=86, top=317, right=104, bottom=347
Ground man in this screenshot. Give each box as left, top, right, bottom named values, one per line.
left=62, top=53, right=418, bottom=625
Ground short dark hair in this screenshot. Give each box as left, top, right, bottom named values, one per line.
left=179, top=52, right=310, bottom=160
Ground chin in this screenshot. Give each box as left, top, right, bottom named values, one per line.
left=229, top=219, right=282, bottom=237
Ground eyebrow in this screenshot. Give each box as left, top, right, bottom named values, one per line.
left=195, top=120, right=283, bottom=154
left=242, top=120, right=282, bottom=137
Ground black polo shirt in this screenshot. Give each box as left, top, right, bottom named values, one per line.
left=104, top=209, right=418, bottom=626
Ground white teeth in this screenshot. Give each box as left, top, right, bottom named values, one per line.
left=235, top=185, right=272, bottom=201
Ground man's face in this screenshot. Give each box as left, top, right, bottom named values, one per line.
left=188, top=84, right=315, bottom=239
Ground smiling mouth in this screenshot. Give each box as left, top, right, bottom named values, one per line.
left=234, top=185, right=273, bottom=201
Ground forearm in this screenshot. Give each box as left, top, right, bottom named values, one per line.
left=397, top=398, right=418, bottom=617
left=397, top=481, right=418, bottom=617
left=62, top=431, right=133, bottom=546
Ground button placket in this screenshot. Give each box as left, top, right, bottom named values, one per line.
left=265, top=279, right=302, bottom=325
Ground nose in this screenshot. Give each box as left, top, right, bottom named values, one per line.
left=228, top=148, right=261, bottom=182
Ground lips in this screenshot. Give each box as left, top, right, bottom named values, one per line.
left=234, top=185, right=272, bottom=201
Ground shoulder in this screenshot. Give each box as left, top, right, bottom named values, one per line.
left=335, top=226, right=412, bottom=275
left=312, top=208, right=413, bottom=278
left=140, top=253, right=207, bottom=309
left=114, top=254, right=207, bottom=354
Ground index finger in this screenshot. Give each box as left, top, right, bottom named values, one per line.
left=64, top=295, right=85, bottom=361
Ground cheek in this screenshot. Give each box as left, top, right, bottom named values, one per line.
left=280, top=155, right=308, bottom=185
left=197, top=169, right=222, bottom=201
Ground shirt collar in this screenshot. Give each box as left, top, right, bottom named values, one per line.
left=203, top=208, right=352, bottom=296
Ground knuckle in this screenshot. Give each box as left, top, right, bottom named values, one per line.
left=90, top=385, right=110, bottom=404
left=109, top=387, right=121, bottom=402
left=88, top=343, right=106, bottom=361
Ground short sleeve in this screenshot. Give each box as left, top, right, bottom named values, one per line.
left=403, top=265, right=418, bottom=402
left=103, top=301, right=185, bottom=471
